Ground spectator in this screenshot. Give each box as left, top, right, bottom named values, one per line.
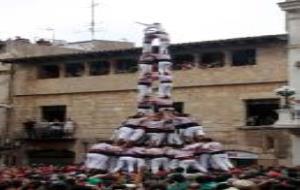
left=23, top=118, right=37, bottom=139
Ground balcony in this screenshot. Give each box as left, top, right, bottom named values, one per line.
left=23, top=122, right=76, bottom=142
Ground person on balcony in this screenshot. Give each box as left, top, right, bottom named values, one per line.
left=23, top=118, right=37, bottom=139
left=64, top=118, right=76, bottom=137
left=48, top=119, right=64, bottom=138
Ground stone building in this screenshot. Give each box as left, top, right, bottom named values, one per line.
left=0, top=38, right=133, bottom=165
left=0, top=34, right=289, bottom=165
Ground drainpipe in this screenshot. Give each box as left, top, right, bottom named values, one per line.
left=6, top=63, right=15, bottom=140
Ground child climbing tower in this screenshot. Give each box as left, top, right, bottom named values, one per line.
left=137, top=23, right=173, bottom=114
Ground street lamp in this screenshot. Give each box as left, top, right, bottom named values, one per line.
left=275, top=85, right=296, bottom=108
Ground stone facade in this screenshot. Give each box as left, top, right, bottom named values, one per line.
left=0, top=38, right=136, bottom=165
left=3, top=36, right=292, bottom=165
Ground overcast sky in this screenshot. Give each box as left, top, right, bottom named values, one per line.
left=0, top=0, right=286, bottom=46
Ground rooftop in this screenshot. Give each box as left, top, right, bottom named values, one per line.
left=0, top=34, right=287, bottom=64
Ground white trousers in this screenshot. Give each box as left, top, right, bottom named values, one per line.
left=139, top=64, right=152, bottom=78
left=113, top=156, right=137, bottom=173
left=182, top=126, right=205, bottom=138
left=117, top=127, right=133, bottom=141
left=137, top=158, right=146, bottom=171
left=158, top=82, right=172, bottom=97
left=150, top=157, right=169, bottom=174
left=108, top=156, right=118, bottom=172
left=167, top=133, right=183, bottom=145
left=158, top=61, right=172, bottom=74
left=198, top=153, right=210, bottom=170
left=85, top=153, right=109, bottom=171
left=117, top=127, right=145, bottom=142
left=179, top=159, right=207, bottom=173
left=169, top=159, right=180, bottom=170
left=138, top=84, right=152, bottom=101
left=147, top=133, right=166, bottom=146
left=130, top=129, right=145, bottom=142
left=211, top=153, right=234, bottom=172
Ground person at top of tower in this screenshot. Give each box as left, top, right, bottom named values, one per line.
left=144, top=23, right=166, bottom=35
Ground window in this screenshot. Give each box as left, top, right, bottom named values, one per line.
left=41, top=105, right=66, bottom=122
left=232, top=49, right=256, bottom=66
left=200, top=52, right=225, bottom=68
left=115, top=59, right=138, bottom=74
left=38, top=65, right=60, bottom=79
left=173, top=54, right=195, bottom=70
left=245, top=99, right=279, bottom=126
left=173, top=102, right=184, bottom=113
left=89, top=61, right=110, bottom=75
left=265, top=136, right=275, bottom=151
left=0, top=43, right=6, bottom=54
left=153, top=102, right=184, bottom=113
left=65, top=63, right=85, bottom=77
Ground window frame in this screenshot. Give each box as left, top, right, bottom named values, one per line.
left=89, top=60, right=110, bottom=76
left=231, top=49, right=256, bottom=66
left=114, top=59, right=138, bottom=74
left=65, top=62, right=85, bottom=77
left=37, top=64, right=60, bottom=79
left=199, top=51, right=225, bottom=68
left=41, top=105, right=67, bottom=122
left=172, top=54, right=195, bottom=71
left=245, top=98, right=279, bottom=127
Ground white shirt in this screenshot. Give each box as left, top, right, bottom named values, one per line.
left=143, top=120, right=165, bottom=129
left=174, top=150, right=194, bottom=159
left=64, top=121, right=74, bottom=130
left=90, top=143, right=111, bottom=151
left=125, top=117, right=146, bottom=126
left=123, top=147, right=146, bottom=155
left=202, top=142, right=223, bottom=152
left=183, top=143, right=204, bottom=151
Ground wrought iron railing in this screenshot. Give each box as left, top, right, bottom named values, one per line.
left=23, top=122, right=75, bottom=140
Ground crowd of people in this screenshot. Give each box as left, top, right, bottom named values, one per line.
left=0, top=164, right=300, bottom=190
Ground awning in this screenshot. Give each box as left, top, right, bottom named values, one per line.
left=227, top=150, right=258, bottom=159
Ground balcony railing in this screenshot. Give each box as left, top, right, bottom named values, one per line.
left=23, top=122, right=75, bottom=140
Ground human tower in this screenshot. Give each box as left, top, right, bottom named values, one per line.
left=85, top=23, right=234, bottom=174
